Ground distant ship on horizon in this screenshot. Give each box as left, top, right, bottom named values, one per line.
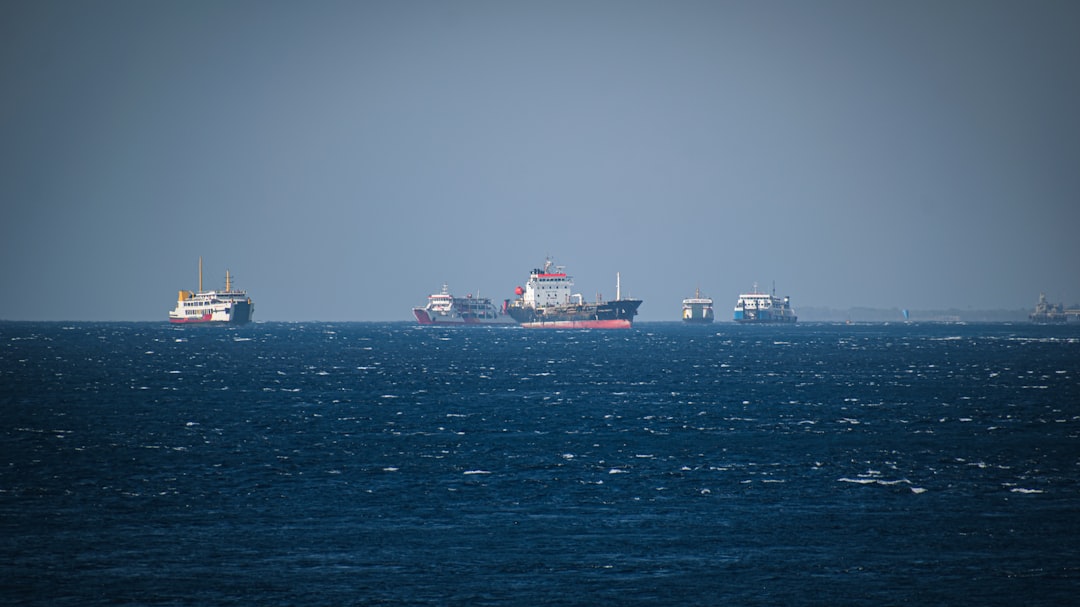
left=733, top=283, right=796, bottom=324
left=1029, top=293, right=1080, bottom=323
left=168, top=257, right=253, bottom=324
left=412, top=284, right=514, bottom=325
left=505, top=259, right=642, bottom=329
left=682, top=287, right=714, bottom=323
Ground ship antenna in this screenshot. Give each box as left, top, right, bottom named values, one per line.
left=199, top=256, right=203, bottom=292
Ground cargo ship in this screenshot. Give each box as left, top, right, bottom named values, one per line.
left=168, top=257, right=254, bottom=324
left=413, top=284, right=515, bottom=325
left=682, top=287, right=714, bottom=323
left=733, top=283, right=796, bottom=323
left=506, top=259, right=642, bottom=329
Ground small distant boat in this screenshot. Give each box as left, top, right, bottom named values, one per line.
left=1029, top=293, right=1079, bottom=323
left=168, top=257, right=254, bottom=324
left=733, top=283, right=796, bottom=324
left=412, top=284, right=514, bottom=325
left=682, top=287, right=714, bottom=323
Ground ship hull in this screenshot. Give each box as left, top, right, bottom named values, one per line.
left=507, top=299, right=642, bottom=329
left=733, top=312, right=796, bottom=324
left=413, top=308, right=514, bottom=326
left=169, top=300, right=253, bottom=324
left=520, top=318, right=632, bottom=329
left=168, top=317, right=251, bottom=325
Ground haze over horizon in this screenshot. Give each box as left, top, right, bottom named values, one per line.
left=3, top=1, right=1078, bottom=322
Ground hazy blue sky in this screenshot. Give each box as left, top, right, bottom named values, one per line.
left=3, top=0, right=1078, bottom=321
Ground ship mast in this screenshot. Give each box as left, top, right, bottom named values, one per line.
left=226, top=269, right=232, bottom=292
left=616, top=272, right=621, bottom=301
left=199, top=256, right=203, bottom=293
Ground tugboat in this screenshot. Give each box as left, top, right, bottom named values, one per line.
left=682, top=287, right=714, bottom=323
left=168, top=257, right=254, bottom=324
left=413, top=284, right=514, bottom=325
left=733, top=283, right=796, bottom=323
left=505, top=259, right=642, bottom=328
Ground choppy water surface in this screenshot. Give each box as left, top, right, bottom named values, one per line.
left=2, top=321, right=1079, bottom=605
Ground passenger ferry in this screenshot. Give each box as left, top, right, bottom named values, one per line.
left=413, top=284, right=514, bottom=325
left=168, top=258, right=254, bottom=324
left=733, top=283, right=796, bottom=323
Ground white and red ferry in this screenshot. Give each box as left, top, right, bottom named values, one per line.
left=413, top=284, right=514, bottom=325
left=168, top=258, right=254, bottom=324
left=505, top=259, right=642, bottom=329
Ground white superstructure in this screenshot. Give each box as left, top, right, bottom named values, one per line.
left=413, top=284, right=513, bottom=325
left=518, top=259, right=579, bottom=308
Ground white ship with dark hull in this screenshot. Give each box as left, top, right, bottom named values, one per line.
left=733, top=283, right=796, bottom=324
left=413, top=284, right=514, bottom=325
left=168, top=258, right=254, bottom=324
left=506, top=259, right=641, bottom=329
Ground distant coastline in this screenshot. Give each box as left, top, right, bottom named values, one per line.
left=794, top=306, right=1032, bottom=323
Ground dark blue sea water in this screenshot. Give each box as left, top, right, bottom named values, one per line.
left=2, top=321, right=1079, bottom=605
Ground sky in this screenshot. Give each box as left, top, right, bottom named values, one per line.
left=2, top=0, right=1079, bottom=321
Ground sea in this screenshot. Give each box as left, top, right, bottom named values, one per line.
left=2, top=321, right=1079, bottom=606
